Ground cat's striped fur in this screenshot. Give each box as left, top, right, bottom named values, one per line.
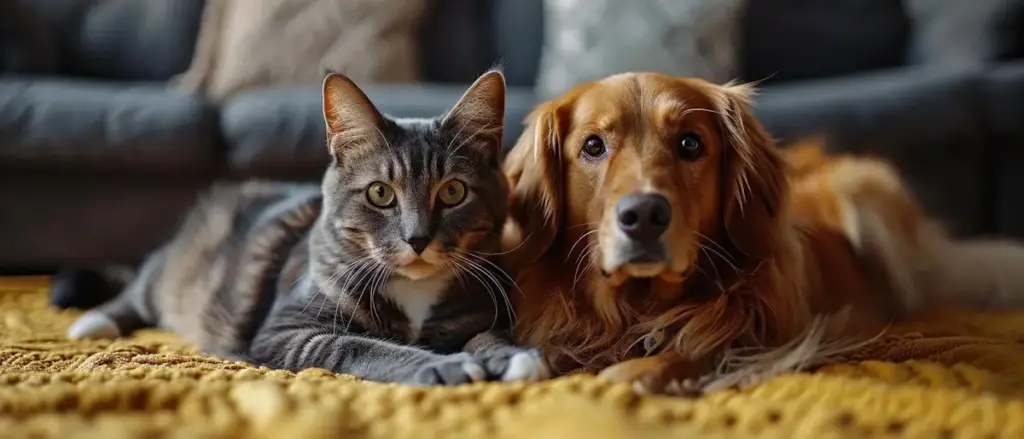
left=62, top=70, right=549, bottom=385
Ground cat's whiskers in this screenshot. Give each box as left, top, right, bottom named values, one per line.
left=460, top=252, right=518, bottom=333
left=451, top=251, right=515, bottom=327
left=301, top=251, right=367, bottom=316
left=333, top=255, right=378, bottom=331
left=366, top=263, right=382, bottom=328
left=319, top=256, right=370, bottom=319
left=471, top=232, right=533, bottom=257
left=461, top=250, right=525, bottom=300
left=444, top=259, right=468, bottom=290
left=338, top=257, right=382, bottom=334
left=367, top=262, right=392, bottom=329
left=447, top=256, right=501, bottom=332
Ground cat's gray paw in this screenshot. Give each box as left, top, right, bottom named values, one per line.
left=409, top=353, right=486, bottom=386
left=480, top=347, right=551, bottom=382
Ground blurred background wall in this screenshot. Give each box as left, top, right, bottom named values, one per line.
left=0, top=0, right=1023, bottom=271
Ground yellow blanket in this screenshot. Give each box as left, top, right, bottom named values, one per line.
left=3, top=276, right=1024, bottom=439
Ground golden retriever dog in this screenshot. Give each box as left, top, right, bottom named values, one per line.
left=500, top=72, right=1024, bottom=393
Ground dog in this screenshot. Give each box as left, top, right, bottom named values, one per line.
left=499, top=72, right=1024, bottom=394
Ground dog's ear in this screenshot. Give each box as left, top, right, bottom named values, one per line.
left=712, top=83, right=788, bottom=264
left=502, top=101, right=566, bottom=270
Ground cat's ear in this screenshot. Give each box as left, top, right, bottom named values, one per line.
left=441, top=69, right=506, bottom=157
left=322, top=73, right=386, bottom=154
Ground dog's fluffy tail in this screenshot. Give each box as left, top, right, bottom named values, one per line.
left=689, top=308, right=876, bottom=394
left=912, top=233, right=1024, bottom=311
left=804, top=141, right=1024, bottom=314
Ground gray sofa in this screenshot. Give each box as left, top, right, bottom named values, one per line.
left=2, top=0, right=1024, bottom=270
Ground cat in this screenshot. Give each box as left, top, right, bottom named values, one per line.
left=60, top=70, right=549, bottom=385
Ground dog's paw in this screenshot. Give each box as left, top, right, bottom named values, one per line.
left=598, top=356, right=703, bottom=396
left=408, top=353, right=487, bottom=386
left=479, top=347, right=551, bottom=382
left=67, top=311, right=122, bottom=340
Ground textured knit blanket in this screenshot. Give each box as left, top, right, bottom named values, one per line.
left=3, top=276, right=1024, bottom=439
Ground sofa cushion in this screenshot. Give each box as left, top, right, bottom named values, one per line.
left=981, top=61, right=1024, bottom=138
left=754, top=65, right=986, bottom=148
left=0, top=78, right=219, bottom=174
left=984, top=62, right=1024, bottom=237
left=0, top=177, right=214, bottom=267
left=755, top=65, right=990, bottom=235
left=221, top=85, right=536, bottom=178
left=23, top=0, right=205, bottom=80
left=740, top=0, right=910, bottom=84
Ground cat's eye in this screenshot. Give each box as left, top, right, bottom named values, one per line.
left=437, top=180, right=467, bottom=207
left=366, top=182, right=396, bottom=208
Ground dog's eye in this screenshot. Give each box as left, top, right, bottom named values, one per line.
left=582, top=135, right=607, bottom=159
left=677, top=133, right=703, bottom=160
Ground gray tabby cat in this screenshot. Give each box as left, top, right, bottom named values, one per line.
left=63, top=70, right=549, bottom=385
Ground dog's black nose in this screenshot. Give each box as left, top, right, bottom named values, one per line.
left=407, top=237, right=431, bottom=254
left=616, top=193, right=671, bottom=242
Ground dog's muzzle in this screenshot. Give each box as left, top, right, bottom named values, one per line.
left=615, top=193, right=671, bottom=263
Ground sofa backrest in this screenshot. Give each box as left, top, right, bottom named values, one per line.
left=20, top=0, right=534, bottom=85
left=20, top=0, right=205, bottom=81
left=739, top=0, right=911, bottom=84
left=420, top=0, right=544, bottom=88
left=482, top=0, right=914, bottom=88
left=28, top=0, right=996, bottom=88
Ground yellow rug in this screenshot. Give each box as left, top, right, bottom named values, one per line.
left=4, top=276, right=1024, bottom=438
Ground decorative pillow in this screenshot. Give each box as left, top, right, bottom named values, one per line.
left=535, top=0, right=745, bottom=99
left=905, top=0, right=1024, bottom=65
left=174, top=0, right=426, bottom=102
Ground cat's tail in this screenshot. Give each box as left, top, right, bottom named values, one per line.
left=58, top=249, right=166, bottom=340
left=51, top=266, right=135, bottom=310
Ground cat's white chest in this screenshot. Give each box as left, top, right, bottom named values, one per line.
left=384, top=274, right=451, bottom=339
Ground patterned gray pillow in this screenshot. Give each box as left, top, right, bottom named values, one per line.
left=536, top=0, right=746, bottom=99
left=905, top=0, right=1024, bottom=65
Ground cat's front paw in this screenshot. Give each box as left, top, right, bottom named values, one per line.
left=408, top=353, right=487, bottom=386
left=480, top=347, right=551, bottom=382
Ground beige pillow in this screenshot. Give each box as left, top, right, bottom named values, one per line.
left=174, top=0, right=426, bottom=102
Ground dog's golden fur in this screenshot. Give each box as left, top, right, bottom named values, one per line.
left=501, top=72, right=1024, bottom=393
